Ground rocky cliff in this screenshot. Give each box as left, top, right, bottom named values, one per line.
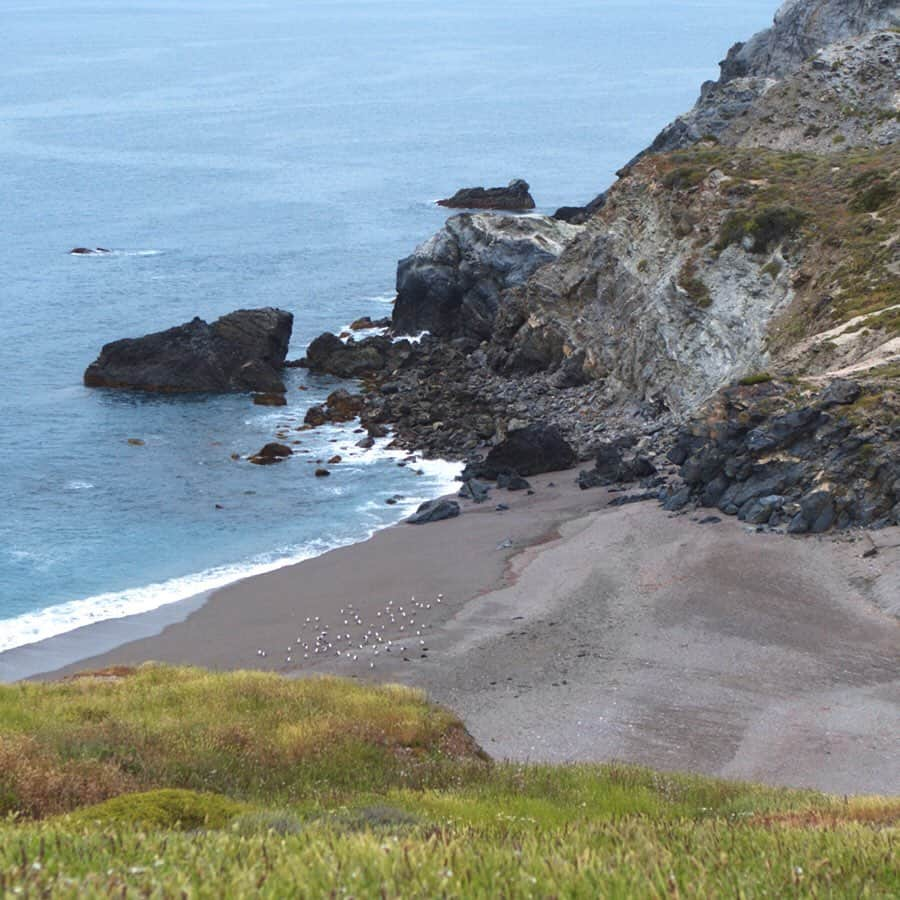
left=393, top=214, right=581, bottom=340
left=306, top=0, right=899, bottom=530
left=647, top=0, right=899, bottom=155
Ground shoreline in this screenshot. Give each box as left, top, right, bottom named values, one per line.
left=0, top=438, right=463, bottom=674
left=13, top=469, right=900, bottom=795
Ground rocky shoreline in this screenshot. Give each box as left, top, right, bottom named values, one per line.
left=82, top=0, right=899, bottom=537
left=290, top=0, right=898, bottom=534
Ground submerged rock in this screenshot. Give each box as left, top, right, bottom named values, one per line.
left=437, top=179, right=536, bottom=211
left=249, top=442, right=293, bottom=465
left=84, top=308, right=293, bottom=394
left=70, top=247, right=111, bottom=255
left=253, top=393, right=287, bottom=407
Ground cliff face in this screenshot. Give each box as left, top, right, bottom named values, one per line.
left=497, top=138, right=898, bottom=414
left=647, top=0, right=899, bottom=154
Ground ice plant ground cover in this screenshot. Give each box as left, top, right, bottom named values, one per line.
left=0, top=665, right=896, bottom=897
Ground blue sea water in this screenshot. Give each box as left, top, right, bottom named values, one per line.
left=0, top=0, right=776, bottom=652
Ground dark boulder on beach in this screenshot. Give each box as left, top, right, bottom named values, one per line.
left=84, top=308, right=293, bottom=394
left=473, top=424, right=576, bottom=479
left=437, top=179, right=535, bottom=211
left=407, top=499, right=461, bottom=524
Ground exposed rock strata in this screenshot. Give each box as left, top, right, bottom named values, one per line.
left=84, top=308, right=293, bottom=393
left=666, top=377, right=900, bottom=529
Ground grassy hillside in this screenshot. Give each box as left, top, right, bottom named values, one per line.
left=0, top=665, right=897, bottom=897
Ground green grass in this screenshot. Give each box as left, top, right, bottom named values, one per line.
left=739, top=372, right=774, bottom=386
left=0, top=666, right=897, bottom=897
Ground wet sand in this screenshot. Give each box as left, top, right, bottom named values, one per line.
left=8, top=472, right=899, bottom=795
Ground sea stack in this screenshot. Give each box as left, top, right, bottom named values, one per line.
left=84, top=307, right=293, bottom=393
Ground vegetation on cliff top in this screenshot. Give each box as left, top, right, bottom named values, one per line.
left=650, top=143, right=900, bottom=352
left=0, top=666, right=897, bottom=897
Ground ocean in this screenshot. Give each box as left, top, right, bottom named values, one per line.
left=0, top=0, right=775, bottom=654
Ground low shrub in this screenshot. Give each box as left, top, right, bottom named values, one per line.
left=64, top=789, right=245, bottom=831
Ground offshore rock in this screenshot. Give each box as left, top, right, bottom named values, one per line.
left=437, top=179, right=535, bottom=211
left=84, top=308, right=293, bottom=394
left=393, top=213, right=582, bottom=340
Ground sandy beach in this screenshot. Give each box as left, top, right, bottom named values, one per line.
left=5, top=471, right=899, bottom=795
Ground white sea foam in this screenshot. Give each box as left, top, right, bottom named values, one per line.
left=65, top=480, right=94, bottom=490
left=393, top=331, right=429, bottom=344
left=365, top=291, right=396, bottom=305
left=0, top=449, right=462, bottom=655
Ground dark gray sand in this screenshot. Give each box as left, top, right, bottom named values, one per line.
left=11, top=472, right=899, bottom=795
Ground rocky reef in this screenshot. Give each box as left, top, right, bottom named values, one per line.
left=84, top=308, right=293, bottom=393
left=437, top=179, right=535, bottom=211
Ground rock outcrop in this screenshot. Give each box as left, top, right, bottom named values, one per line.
left=304, top=332, right=414, bottom=378
left=84, top=308, right=293, bottom=393
left=437, top=179, right=535, bottom=211
left=646, top=0, right=899, bottom=155
left=301, top=0, right=899, bottom=532
left=393, top=213, right=582, bottom=340
left=666, top=377, right=899, bottom=529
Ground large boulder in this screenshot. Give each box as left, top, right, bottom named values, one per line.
left=393, top=213, right=582, bottom=341
left=407, top=499, right=461, bottom=524
left=437, top=179, right=536, bottom=211
left=478, top=424, right=576, bottom=478
left=304, top=332, right=413, bottom=379
left=84, top=308, right=293, bottom=393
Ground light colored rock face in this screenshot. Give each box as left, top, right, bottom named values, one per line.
left=726, top=0, right=898, bottom=79
left=393, top=213, right=582, bottom=340
left=505, top=176, right=795, bottom=416
left=649, top=0, right=899, bottom=153
left=722, top=31, right=900, bottom=152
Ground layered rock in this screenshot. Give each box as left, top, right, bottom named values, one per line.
left=437, top=179, right=535, bottom=211
left=646, top=0, right=899, bottom=155
left=84, top=308, right=293, bottom=393
left=393, top=213, right=582, bottom=340
left=666, top=377, right=900, bottom=529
